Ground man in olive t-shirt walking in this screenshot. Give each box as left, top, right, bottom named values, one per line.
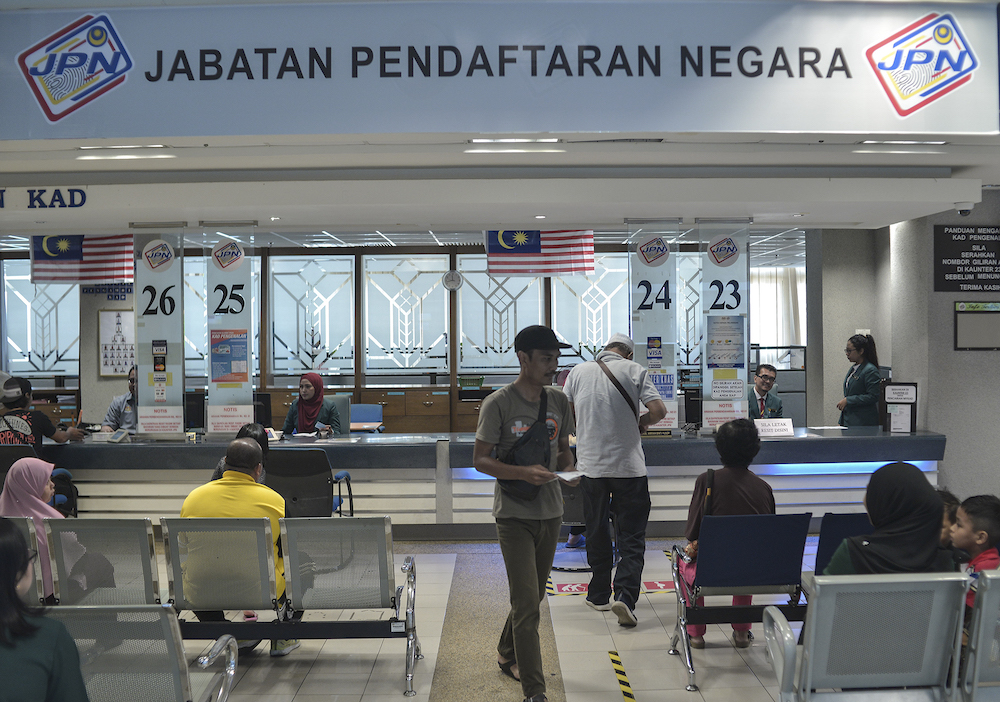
left=473, top=325, right=577, bottom=702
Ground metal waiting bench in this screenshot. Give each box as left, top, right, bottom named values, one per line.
left=48, top=603, right=237, bottom=702
left=161, top=515, right=421, bottom=697
left=764, top=571, right=968, bottom=702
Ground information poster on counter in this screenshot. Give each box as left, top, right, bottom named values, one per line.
left=206, top=240, right=255, bottom=437
left=134, top=233, right=185, bottom=438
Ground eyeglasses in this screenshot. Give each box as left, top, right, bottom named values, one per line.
left=756, top=375, right=776, bottom=383
left=844, top=348, right=857, bottom=354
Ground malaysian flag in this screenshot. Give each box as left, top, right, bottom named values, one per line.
left=485, top=230, right=595, bottom=276
left=31, top=234, right=134, bottom=284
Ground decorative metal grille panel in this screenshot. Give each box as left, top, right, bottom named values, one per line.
left=364, top=255, right=447, bottom=372
left=552, top=253, right=629, bottom=364
left=677, top=252, right=703, bottom=367
left=457, top=255, right=541, bottom=372
left=270, top=256, right=353, bottom=375
left=3, top=260, right=79, bottom=375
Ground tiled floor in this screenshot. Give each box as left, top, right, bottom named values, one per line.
left=176, top=540, right=817, bottom=702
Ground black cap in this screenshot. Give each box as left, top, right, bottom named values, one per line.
left=514, top=325, right=571, bottom=353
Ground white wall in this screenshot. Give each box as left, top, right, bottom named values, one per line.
left=892, top=190, right=1000, bottom=499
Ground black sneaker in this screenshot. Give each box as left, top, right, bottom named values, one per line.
left=523, top=695, right=547, bottom=702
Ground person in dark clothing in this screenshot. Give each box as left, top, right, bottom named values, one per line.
left=681, top=419, right=775, bottom=649
left=824, top=462, right=955, bottom=575
left=0, top=377, right=84, bottom=450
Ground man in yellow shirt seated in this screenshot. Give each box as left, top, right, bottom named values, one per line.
left=179, top=437, right=299, bottom=657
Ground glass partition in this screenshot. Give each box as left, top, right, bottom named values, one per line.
left=457, top=254, right=542, bottom=373
left=551, top=253, right=629, bottom=365
left=2, top=259, right=79, bottom=376
left=270, top=255, right=354, bottom=379
left=364, top=255, right=448, bottom=373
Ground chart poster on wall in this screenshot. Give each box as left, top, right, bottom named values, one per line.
left=98, top=309, right=135, bottom=376
left=934, top=225, right=1000, bottom=292
left=206, top=240, right=255, bottom=436
left=630, top=232, right=678, bottom=427
left=134, top=233, right=184, bottom=437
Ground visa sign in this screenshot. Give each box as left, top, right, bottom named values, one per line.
left=866, top=13, right=978, bottom=117
left=17, top=14, right=133, bottom=123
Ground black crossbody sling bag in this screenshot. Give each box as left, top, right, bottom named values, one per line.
left=497, top=389, right=551, bottom=501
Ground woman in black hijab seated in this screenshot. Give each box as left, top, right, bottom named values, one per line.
left=824, top=462, right=956, bottom=575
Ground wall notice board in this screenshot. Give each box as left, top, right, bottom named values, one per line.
left=955, top=302, right=1000, bottom=350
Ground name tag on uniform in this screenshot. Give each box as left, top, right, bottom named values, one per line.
left=754, top=418, right=794, bottom=436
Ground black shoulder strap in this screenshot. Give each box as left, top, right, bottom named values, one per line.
left=536, top=386, right=548, bottom=424
left=596, top=359, right=639, bottom=423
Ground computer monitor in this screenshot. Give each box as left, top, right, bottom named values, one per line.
left=184, top=391, right=206, bottom=431
left=253, top=392, right=272, bottom=428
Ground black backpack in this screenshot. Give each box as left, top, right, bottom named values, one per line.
left=51, top=468, right=78, bottom=518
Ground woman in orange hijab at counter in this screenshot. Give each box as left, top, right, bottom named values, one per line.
left=281, top=372, right=341, bottom=435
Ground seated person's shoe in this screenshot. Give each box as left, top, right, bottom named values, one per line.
left=689, top=635, right=705, bottom=649
left=565, top=535, right=585, bottom=549
left=270, top=639, right=301, bottom=657
left=733, top=630, right=752, bottom=648
left=237, top=639, right=262, bottom=653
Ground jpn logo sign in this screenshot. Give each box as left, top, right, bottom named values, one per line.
left=212, top=242, right=245, bottom=270
left=638, top=237, right=669, bottom=265
left=866, top=13, right=979, bottom=117
left=17, top=14, right=133, bottom=123
left=709, top=237, right=739, bottom=265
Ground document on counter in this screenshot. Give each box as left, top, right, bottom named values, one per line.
left=555, top=471, right=583, bottom=482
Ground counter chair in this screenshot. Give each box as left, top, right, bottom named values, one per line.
left=960, top=568, right=1000, bottom=701
left=265, top=448, right=353, bottom=517
left=350, top=403, right=385, bottom=432
left=44, top=517, right=160, bottom=606
left=814, top=512, right=874, bottom=575
left=48, top=603, right=237, bottom=702
left=764, top=572, right=968, bottom=702
left=669, top=512, right=812, bottom=691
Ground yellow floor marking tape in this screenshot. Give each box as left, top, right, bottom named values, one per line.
left=546, top=576, right=555, bottom=596
left=608, top=650, right=636, bottom=700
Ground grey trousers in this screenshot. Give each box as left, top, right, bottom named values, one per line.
left=496, top=515, right=562, bottom=699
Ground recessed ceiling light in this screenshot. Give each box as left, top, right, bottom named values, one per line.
left=78, top=144, right=166, bottom=150
left=859, top=140, right=947, bottom=145
left=271, top=217, right=280, bottom=221
left=470, top=138, right=561, bottom=143
left=792, top=213, right=804, bottom=218
left=76, top=154, right=176, bottom=160
left=464, top=148, right=566, bottom=154
left=535, top=215, right=546, bottom=219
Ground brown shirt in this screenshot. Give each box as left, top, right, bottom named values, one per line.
left=685, top=466, right=776, bottom=542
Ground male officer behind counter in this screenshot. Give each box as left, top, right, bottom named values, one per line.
left=101, top=366, right=136, bottom=434
left=747, top=364, right=782, bottom=420
left=563, top=333, right=666, bottom=627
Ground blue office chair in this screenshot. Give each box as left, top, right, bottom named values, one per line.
left=350, top=404, right=384, bottom=432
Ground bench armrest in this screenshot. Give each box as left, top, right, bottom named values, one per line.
left=762, top=605, right=797, bottom=699
left=197, top=634, right=238, bottom=702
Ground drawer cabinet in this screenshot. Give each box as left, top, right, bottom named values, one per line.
left=359, top=390, right=406, bottom=416
left=404, top=390, right=449, bottom=416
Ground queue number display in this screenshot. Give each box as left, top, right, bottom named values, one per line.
left=636, top=279, right=671, bottom=310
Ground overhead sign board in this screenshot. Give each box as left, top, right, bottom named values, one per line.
left=1, top=2, right=996, bottom=139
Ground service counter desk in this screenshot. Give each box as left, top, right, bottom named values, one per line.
left=42, top=427, right=945, bottom=538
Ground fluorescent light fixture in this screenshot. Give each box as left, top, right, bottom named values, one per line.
left=77, top=154, right=176, bottom=160
left=130, top=221, right=188, bottom=229
left=859, top=140, right=947, bottom=145
left=852, top=149, right=946, bottom=155
left=470, top=138, right=560, bottom=143
left=270, top=217, right=280, bottom=221
left=79, top=144, right=166, bottom=150
left=199, top=220, right=258, bottom=228
left=535, top=215, right=546, bottom=219
left=464, top=148, right=566, bottom=154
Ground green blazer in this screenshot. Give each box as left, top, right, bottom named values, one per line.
left=282, top=397, right=341, bottom=434
left=839, top=361, right=881, bottom=427
left=748, top=390, right=783, bottom=419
